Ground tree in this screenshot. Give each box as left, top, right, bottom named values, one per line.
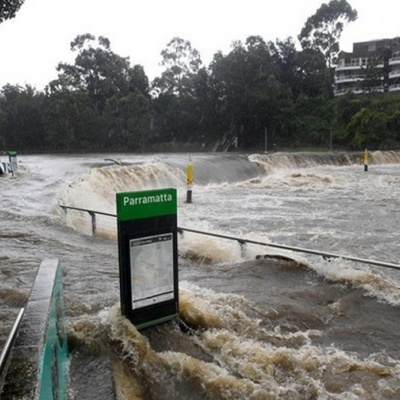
left=55, top=34, right=134, bottom=114
left=0, top=84, right=45, bottom=150
left=45, top=34, right=152, bottom=150
left=298, top=0, right=357, bottom=69
left=387, top=109, right=400, bottom=143
left=209, top=38, right=292, bottom=149
left=347, top=107, right=390, bottom=149
left=0, top=100, right=6, bottom=148
left=42, top=89, right=95, bottom=151
left=358, top=57, right=385, bottom=95
left=150, top=37, right=204, bottom=148
left=191, top=67, right=221, bottom=145
left=0, top=0, right=25, bottom=23
left=152, top=37, right=202, bottom=96
left=292, top=94, right=335, bottom=147
left=269, top=37, right=298, bottom=97
left=128, top=65, right=150, bottom=98
left=295, top=48, right=327, bottom=97
left=104, top=91, right=152, bottom=151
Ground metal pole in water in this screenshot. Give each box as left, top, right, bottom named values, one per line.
left=88, top=211, right=97, bottom=236
left=186, top=156, right=193, bottom=203
left=363, top=148, right=369, bottom=172
left=8, top=151, right=17, bottom=176
left=0, top=308, right=24, bottom=377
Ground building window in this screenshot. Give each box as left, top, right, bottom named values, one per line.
left=368, top=44, right=376, bottom=52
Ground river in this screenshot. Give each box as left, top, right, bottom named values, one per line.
left=1, top=151, right=400, bottom=399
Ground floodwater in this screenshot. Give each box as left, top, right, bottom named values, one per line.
left=1, top=151, right=400, bottom=399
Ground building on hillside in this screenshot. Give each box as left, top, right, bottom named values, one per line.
left=334, top=38, right=400, bottom=96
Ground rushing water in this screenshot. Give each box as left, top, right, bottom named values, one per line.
left=1, top=151, right=400, bottom=399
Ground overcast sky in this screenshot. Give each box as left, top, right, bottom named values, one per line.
left=0, top=0, right=399, bottom=90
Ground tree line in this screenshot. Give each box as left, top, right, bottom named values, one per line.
left=1, top=0, right=400, bottom=153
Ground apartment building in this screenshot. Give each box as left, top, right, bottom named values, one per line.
left=334, top=38, right=400, bottom=96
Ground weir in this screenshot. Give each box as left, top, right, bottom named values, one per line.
left=247, top=150, right=400, bottom=176
left=0, top=259, right=69, bottom=399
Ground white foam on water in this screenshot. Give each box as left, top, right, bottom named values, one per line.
left=175, top=283, right=400, bottom=399
left=310, top=258, right=400, bottom=307
left=84, top=281, right=400, bottom=399
left=55, top=161, right=185, bottom=236
left=57, top=161, right=185, bottom=211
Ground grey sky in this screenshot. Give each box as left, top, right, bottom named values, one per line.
left=0, top=0, right=397, bottom=89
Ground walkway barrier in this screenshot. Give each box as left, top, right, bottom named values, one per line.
left=59, top=205, right=400, bottom=271
left=0, top=308, right=24, bottom=387
left=0, top=259, right=68, bottom=399
left=59, top=204, right=115, bottom=236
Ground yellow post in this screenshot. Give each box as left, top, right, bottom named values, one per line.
left=186, top=157, right=193, bottom=203
left=363, top=148, right=369, bottom=172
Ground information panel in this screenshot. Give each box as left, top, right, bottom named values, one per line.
left=130, top=233, right=174, bottom=309
left=116, top=188, right=178, bottom=329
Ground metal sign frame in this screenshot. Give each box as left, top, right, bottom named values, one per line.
left=116, top=188, right=179, bottom=329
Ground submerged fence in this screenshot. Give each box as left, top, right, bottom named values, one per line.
left=58, top=204, right=400, bottom=271
left=59, top=204, right=116, bottom=237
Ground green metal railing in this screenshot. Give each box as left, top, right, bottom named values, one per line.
left=59, top=204, right=400, bottom=271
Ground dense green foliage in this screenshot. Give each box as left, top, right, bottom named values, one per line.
left=1, top=1, right=399, bottom=153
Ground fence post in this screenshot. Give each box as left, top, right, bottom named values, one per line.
left=238, top=240, right=247, bottom=258
left=88, top=211, right=96, bottom=236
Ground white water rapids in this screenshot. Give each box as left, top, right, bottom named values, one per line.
left=1, top=151, right=400, bottom=399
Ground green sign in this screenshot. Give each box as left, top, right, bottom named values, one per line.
left=116, top=188, right=177, bottom=221
left=117, top=188, right=179, bottom=329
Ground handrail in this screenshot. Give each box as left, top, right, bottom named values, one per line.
left=58, top=204, right=116, bottom=236
left=58, top=204, right=400, bottom=271
left=58, top=204, right=115, bottom=217
left=178, top=227, right=400, bottom=271
left=0, top=308, right=25, bottom=377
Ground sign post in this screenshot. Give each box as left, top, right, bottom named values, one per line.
left=186, top=157, right=193, bottom=203
left=116, top=188, right=179, bottom=329
left=363, top=148, right=369, bottom=172
left=8, top=151, right=17, bottom=175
